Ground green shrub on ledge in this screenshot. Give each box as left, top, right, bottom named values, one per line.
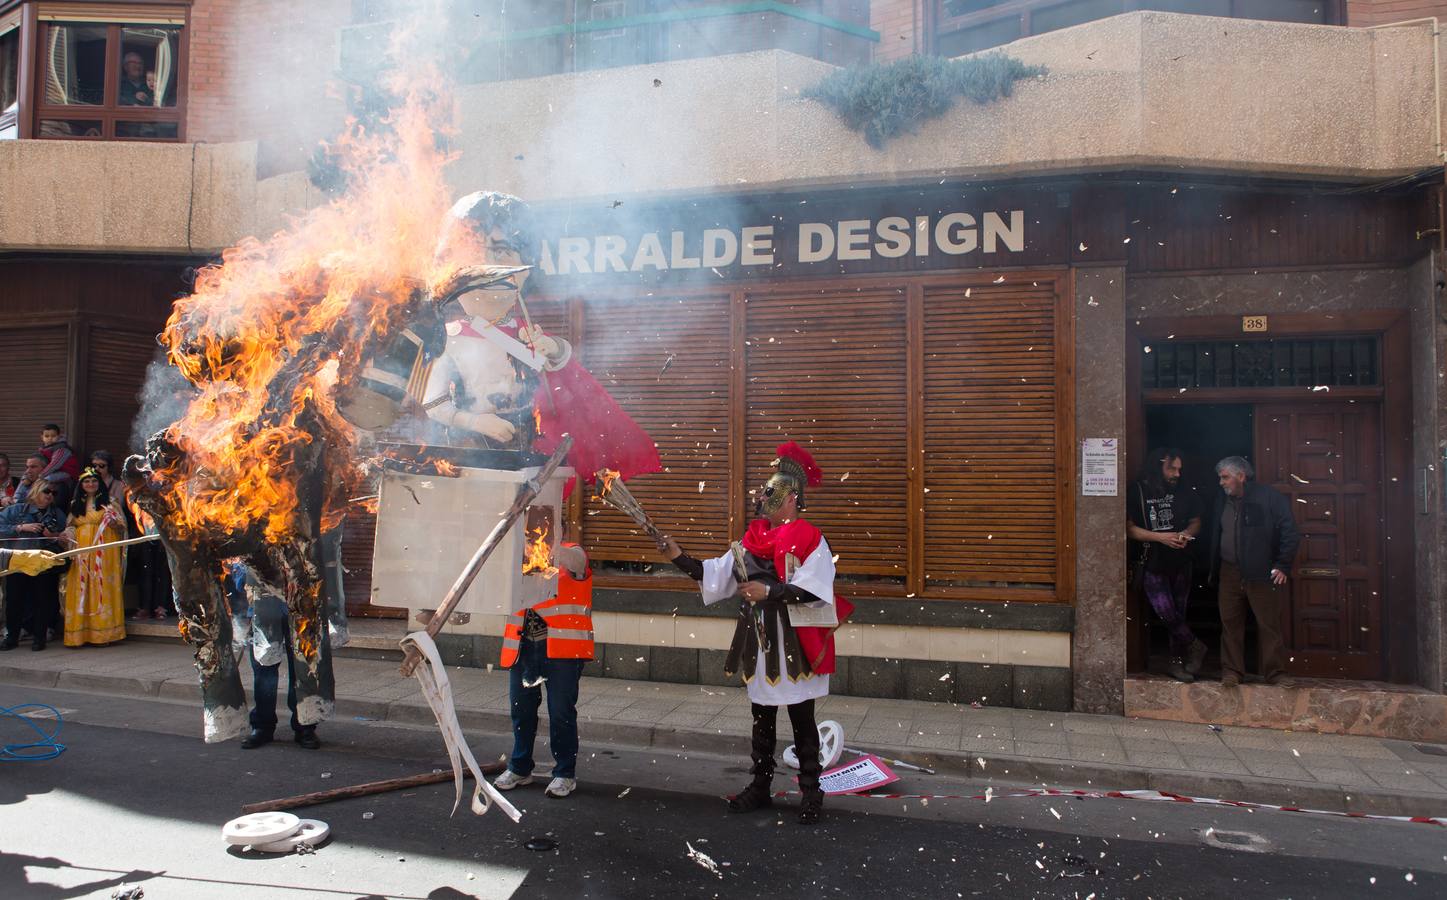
left=804, top=53, right=1046, bottom=149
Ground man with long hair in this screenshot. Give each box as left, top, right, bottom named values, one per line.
left=1127, top=447, right=1206, bottom=682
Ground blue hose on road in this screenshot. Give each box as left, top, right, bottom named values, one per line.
left=0, top=703, right=67, bottom=761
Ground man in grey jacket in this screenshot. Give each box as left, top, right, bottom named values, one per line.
left=1207, top=456, right=1301, bottom=687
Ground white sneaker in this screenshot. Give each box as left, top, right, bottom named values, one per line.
left=545, top=777, right=576, bottom=798
left=494, top=770, right=534, bottom=791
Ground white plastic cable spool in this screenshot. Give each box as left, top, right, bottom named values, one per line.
left=222, top=811, right=301, bottom=846
left=253, top=818, right=330, bottom=853
left=782, top=720, right=845, bottom=770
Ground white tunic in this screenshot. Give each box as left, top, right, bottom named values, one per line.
left=700, top=536, right=836, bottom=706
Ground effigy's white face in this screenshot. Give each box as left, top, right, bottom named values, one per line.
left=458, top=226, right=531, bottom=322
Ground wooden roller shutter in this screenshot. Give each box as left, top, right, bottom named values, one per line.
left=921, top=277, right=1063, bottom=598
left=744, top=287, right=909, bottom=580
left=577, top=291, right=732, bottom=562
left=85, top=328, right=161, bottom=458
left=0, top=325, right=71, bottom=465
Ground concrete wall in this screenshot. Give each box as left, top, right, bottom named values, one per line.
left=0, top=139, right=259, bottom=254
left=1071, top=266, right=1128, bottom=715
left=448, top=14, right=1440, bottom=204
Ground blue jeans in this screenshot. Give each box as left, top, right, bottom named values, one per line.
left=508, top=638, right=584, bottom=779
left=249, top=635, right=305, bottom=736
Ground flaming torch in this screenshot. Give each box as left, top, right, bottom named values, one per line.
left=594, top=468, right=662, bottom=542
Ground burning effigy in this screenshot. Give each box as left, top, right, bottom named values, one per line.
left=125, top=69, right=659, bottom=745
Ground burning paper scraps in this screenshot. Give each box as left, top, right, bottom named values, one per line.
left=686, top=842, right=723, bottom=879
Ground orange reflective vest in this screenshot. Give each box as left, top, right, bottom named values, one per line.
left=501, top=558, right=594, bottom=667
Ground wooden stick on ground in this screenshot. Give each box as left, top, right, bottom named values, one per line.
left=239, top=760, right=506, bottom=814
left=397, top=435, right=574, bottom=678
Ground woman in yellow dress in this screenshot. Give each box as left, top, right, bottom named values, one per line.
left=62, top=468, right=126, bottom=647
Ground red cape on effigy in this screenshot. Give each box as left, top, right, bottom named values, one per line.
left=533, top=358, right=661, bottom=487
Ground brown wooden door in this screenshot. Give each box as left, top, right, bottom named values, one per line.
left=1254, top=403, right=1383, bottom=679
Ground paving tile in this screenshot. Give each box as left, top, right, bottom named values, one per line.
left=1014, top=740, right=1071, bottom=760
left=1302, top=767, right=1374, bottom=787
left=1014, top=728, right=1068, bottom=745
left=1365, top=771, right=1443, bottom=792
left=1066, top=745, right=1128, bottom=764
left=1065, top=731, right=1123, bottom=746
left=1062, top=717, right=1119, bottom=735
left=959, top=738, right=1013, bottom=754
left=906, top=732, right=963, bottom=751
left=656, top=710, right=714, bottom=728
left=1125, top=750, right=1185, bottom=770
left=1180, top=755, right=1250, bottom=775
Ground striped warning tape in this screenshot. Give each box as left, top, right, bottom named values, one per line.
left=772, top=786, right=1447, bottom=827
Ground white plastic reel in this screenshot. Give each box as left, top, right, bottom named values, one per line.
left=254, top=818, right=331, bottom=853
left=222, top=811, right=301, bottom=846
left=782, top=719, right=844, bottom=770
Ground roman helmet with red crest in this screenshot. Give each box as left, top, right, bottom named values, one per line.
left=758, top=441, right=823, bottom=516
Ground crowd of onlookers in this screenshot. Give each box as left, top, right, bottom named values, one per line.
left=0, top=424, right=172, bottom=651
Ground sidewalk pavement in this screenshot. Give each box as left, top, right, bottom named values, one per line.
left=4, top=638, right=1447, bottom=819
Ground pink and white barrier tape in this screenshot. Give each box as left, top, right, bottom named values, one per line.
left=774, top=786, right=1447, bottom=827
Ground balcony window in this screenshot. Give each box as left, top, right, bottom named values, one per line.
left=36, top=18, right=184, bottom=140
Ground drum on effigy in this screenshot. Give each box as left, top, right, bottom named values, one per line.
left=338, top=314, right=446, bottom=431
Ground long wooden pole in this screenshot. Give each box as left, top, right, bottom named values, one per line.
left=397, top=435, right=573, bottom=677
left=239, top=760, right=506, bottom=814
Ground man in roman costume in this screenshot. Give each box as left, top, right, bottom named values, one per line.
left=656, top=441, right=849, bottom=825
left=422, top=192, right=658, bottom=481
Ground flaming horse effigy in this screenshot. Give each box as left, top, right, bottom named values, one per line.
left=120, top=78, right=524, bottom=742
left=124, top=72, right=660, bottom=746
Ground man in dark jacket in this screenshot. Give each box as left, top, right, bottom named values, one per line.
left=1207, top=456, right=1300, bottom=687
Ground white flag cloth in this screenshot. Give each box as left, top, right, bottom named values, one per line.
left=402, top=631, right=522, bottom=822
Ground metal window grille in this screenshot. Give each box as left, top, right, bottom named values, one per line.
left=1140, top=337, right=1379, bottom=390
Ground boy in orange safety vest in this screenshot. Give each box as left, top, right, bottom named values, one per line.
left=494, top=542, right=593, bottom=799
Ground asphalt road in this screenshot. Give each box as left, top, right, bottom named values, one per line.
left=1, top=682, right=1444, bottom=899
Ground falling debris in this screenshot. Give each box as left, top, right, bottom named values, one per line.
left=698, top=481, right=706, bottom=493
left=652, top=78, right=663, bottom=87
left=618, top=787, right=632, bottom=798
left=659, top=353, right=676, bottom=376
left=110, top=887, right=144, bottom=900
left=686, top=841, right=724, bottom=878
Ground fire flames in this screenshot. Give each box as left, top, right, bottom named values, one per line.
left=151, top=68, right=482, bottom=545
left=521, top=523, right=557, bottom=577
left=598, top=468, right=622, bottom=497
left=432, top=458, right=460, bottom=478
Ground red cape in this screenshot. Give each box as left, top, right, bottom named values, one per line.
left=741, top=518, right=854, bottom=675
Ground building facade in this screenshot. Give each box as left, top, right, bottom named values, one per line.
left=2, top=0, right=1445, bottom=738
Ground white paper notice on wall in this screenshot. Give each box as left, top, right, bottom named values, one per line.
left=1081, top=438, right=1119, bottom=497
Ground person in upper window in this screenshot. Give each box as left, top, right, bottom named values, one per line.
left=118, top=52, right=151, bottom=106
